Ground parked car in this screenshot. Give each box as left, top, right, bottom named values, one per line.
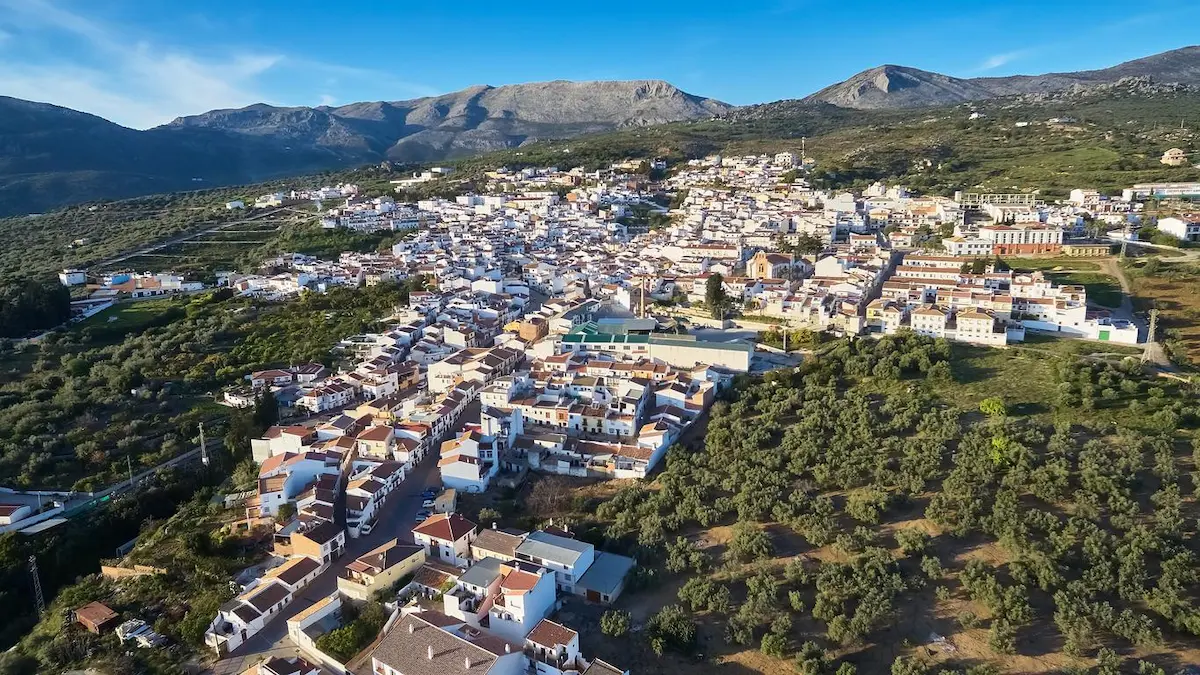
left=414, top=510, right=432, bottom=522
left=421, top=499, right=436, bottom=509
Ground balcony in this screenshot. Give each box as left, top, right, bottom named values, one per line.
left=445, top=587, right=486, bottom=615
left=524, top=647, right=585, bottom=675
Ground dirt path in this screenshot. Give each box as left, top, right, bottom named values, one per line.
left=1095, top=258, right=1135, bottom=322
left=1096, top=257, right=1178, bottom=368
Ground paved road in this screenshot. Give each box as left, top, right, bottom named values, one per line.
left=206, top=451, right=440, bottom=675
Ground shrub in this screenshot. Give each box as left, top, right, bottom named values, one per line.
left=646, top=605, right=697, bottom=655
left=725, top=522, right=774, bottom=563
left=600, top=609, right=631, bottom=637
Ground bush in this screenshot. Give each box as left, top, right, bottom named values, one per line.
left=600, top=609, right=631, bottom=637
left=761, top=630, right=789, bottom=658
left=895, top=528, right=930, bottom=555
left=316, top=602, right=388, bottom=662
left=725, top=522, right=774, bottom=563
left=646, top=605, right=697, bottom=655
left=979, top=397, right=1007, bottom=417
left=846, top=489, right=889, bottom=524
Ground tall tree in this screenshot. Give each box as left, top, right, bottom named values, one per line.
left=706, top=273, right=728, bottom=319
left=0, top=278, right=71, bottom=338
left=253, top=390, right=279, bottom=430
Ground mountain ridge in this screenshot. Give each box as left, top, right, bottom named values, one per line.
left=805, top=45, right=1200, bottom=109
left=162, top=79, right=731, bottom=162
left=4, top=47, right=1200, bottom=216
left=0, top=79, right=729, bottom=216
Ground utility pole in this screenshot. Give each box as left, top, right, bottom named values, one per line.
left=29, top=555, right=44, bottom=615
left=199, top=422, right=209, bottom=467
left=800, top=137, right=807, bottom=167
left=1144, top=308, right=1160, bottom=364
left=127, top=455, right=134, bottom=489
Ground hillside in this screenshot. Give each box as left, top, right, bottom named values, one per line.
left=0, top=80, right=726, bottom=217
left=806, top=45, right=1200, bottom=109
left=461, top=336, right=1200, bottom=674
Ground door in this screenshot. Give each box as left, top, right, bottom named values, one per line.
left=586, top=589, right=602, bottom=603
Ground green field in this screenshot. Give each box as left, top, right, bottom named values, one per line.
left=76, top=298, right=188, bottom=341
left=1045, top=271, right=1123, bottom=307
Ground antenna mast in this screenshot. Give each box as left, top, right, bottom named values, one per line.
left=29, top=555, right=44, bottom=615
left=1143, top=308, right=1159, bottom=363
left=199, top=422, right=209, bottom=467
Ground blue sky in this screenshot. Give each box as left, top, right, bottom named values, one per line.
left=1, top=0, right=1197, bottom=129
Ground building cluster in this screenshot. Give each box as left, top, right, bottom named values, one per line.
left=252, top=184, right=359, bottom=209
left=309, top=513, right=631, bottom=675
left=320, top=195, right=424, bottom=232
left=180, top=151, right=1200, bottom=674
left=58, top=270, right=204, bottom=296
left=868, top=253, right=1137, bottom=345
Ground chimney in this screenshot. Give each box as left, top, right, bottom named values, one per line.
left=428, top=645, right=434, bottom=660
left=464, top=656, right=472, bottom=670
left=504, top=643, right=511, bottom=654
left=492, top=522, right=498, bottom=530
left=408, top=622, right=415, bottom=634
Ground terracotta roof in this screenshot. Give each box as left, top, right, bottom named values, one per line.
left=412, top=562, right=460, bottom=589
left=356, top=426, right=394, bottom=442
left=526, top=619, right=578, bottom=648
left=259, top=476, right=287, bottom=494
left=501, top=569, right=541, bottom=595
left=258, top=452, right=294, bottom=476
left=412, top=513, right=477, bottom=542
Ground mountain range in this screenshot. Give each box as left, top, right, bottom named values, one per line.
left=0, top=80, right=729, bottom=216
left=1, top=46, right=1199, bottom=217
left=805, top=46, right=1200, bottom=109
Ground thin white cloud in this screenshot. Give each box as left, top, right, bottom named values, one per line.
left=0, top=0, right=279, bottom=128
left=976, top=50, right=1031, bottom=72
left=0, top=0, right=415, bottom=129
left=318, top=94, right=337, bottom=107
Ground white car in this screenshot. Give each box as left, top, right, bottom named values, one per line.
left=421, top=499, right=436, bottom=509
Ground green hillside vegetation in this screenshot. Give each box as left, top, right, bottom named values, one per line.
left=0, top=283, right=407, bottom=491
left=0, top=165, right=402, bottom=279
left=0, top=278, right=71, bottom=338
left=0, top=488, right=273, bottom=675
left=0, top=467, right=222, bottom=663
left=493, top=335, right=1200, bottom=674
left=1126, top=257, right=1200, bottom=367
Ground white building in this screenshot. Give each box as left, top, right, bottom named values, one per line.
left=1157, top=215, right=1200, bottom=242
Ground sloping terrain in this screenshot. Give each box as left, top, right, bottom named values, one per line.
left=0, top=80, right=728, bottom=216
left=806, top=45, right=1200, bottom=109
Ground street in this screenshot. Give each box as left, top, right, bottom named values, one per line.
left=205, top=450, right=440, bottom=675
